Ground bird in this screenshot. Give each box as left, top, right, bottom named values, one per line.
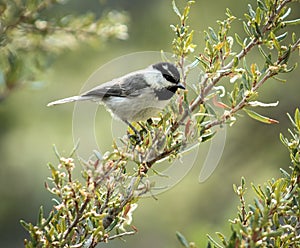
left=47, top=62, right=185, bottom=135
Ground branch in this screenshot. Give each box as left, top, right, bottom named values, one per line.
left=21, top=1, right=300, bottom=247
left=105, top=230, right=137, bottom=241
left=167, top=0, right=299, bottom=165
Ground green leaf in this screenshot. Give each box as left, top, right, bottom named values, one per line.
left=206, top=234, right=223, bottom=248
left=257, top=0, right=267, bottom=11
left=248, top=100, right=279, bottom=107
left=279, top=46, right=291, bottom=65
left=37, top=206, right=44, bottom=228
left=195, top=56, right=209, bottom=70
left=251, top=183, right=266, bottom=200
left=255, top=7, right=262, bottom=25
left=52, top=144, right=61, bottom=160
left=282, top=18, right=300, bottom=26
left=295, top=108, right=300, bottom=131
left=69, top=140, right=79, bottom=157
left=176, top=231, right=189, bottom=247
left=270, top=32, right=281, bottom=50
left=233, top=183, right=237, bottom=193
left=254, top=22, right=262, bottom=37
left=20, top=220, right=32, bottom=232
left=244, top=109, right=279, bottom=124
left=48, top=163, right=59, bottom=185
left=200, top=131, right=216, bottom=143
left=208, top=27, right=218, bottom=42
left=276, top=32, right=288, bottom=42
left=233, top=56, right=239, bottom=67
left=172, top=0, right=181, bottom=18
left=182, top=1, right=194, bottom=22
left=279, top=133, right=289, bottom=148
left=216, top=232, right=228, bottom=246
left=281, top=63, right=297, bottom=73
left=241, top=176, right=246, bottom=188
left=273, top=76, right=286, bottom=83
left=243, top=21, right=251, bottom=36
left=247, top=4, right=256, bottom=19
left=206, top=241, right=212, bottom=248
left=225, top=8, right=233, bottom=18
left=279, top=168, right=290, bottom=178
left=235, top=33, right=244, bottom=48
left=258, top=45, right=273, bottom=65
left=41, top=210, right=54, bottom=228
left=292, top=32, right=296, bottom=43
left=280, top=7, right=291, bottom=20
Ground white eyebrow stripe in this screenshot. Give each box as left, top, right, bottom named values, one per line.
left=162, top=64, right=174, bottom=77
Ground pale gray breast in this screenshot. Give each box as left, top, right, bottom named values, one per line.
left=103, top=86, right=170, bottom=121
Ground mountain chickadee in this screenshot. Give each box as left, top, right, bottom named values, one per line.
left=47, top=62, right=185, bottom=131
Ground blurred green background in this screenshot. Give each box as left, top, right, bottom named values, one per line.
left=0, top=0, right=299, bottom=247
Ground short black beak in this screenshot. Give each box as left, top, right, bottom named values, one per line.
left=177, top=83, right=186, bottom=90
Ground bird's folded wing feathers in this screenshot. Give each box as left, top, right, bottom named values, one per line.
left=82, top=74, right=150, bottom=98
left=47, top=72, right=152, bottom=106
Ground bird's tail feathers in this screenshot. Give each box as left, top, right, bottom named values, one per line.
left=47, top=96, right=91, bottom=106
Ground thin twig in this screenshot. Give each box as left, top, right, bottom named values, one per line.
left=106, top=230, right=137, bottom=241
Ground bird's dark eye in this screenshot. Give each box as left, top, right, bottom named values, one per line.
left=163, top=74, right=178, bottom=84
left=153, top=62, right=181, bottom=84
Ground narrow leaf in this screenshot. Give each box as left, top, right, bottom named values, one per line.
left=254, top=22, right=262, bottom=37
left=279, top=168, right=290, bottom=178
left=251, top=183, right=266, bottom=200
left=20, top=220, right=31, bottom=231
left=256, top=7, right=261, bottom=25
left=248, top=4, right=256, bottom=19
left=176, top=232, right=189, bottom=247
left=243, top=21, right=251, bottom=36
left=282, top=18, right=300, bottom=26
left=287, top=112, right=296, bottom=128
left=282, top=63, right=297, bottom=73
left=257, top=0, right=267, bottom=11
left=243, top=57, right=251, bottom=76
left=172, top=0, right=181, bottom=18
left=41, top=210, right=54, bottom=228
left=244, top=109, right=279, bottom=124
left=52, top=144, right=61, bottom=160
left=292, top=32, right=296, bottom=43
left=206, top=234, right=223, bottom=248
left=279, top=46, right=291, bottom=65
left=279, top=133, right=288, bottom=147
left=216, top=232, right=228, bottom=246
left=276, top=32, right=288, bottom=42
left=248, top=100, right=279, bottom=107
left=200, top=131, right=216, bottom=143
left=273, top=76, right=287, bottom=83
left=270, top=32, right=281, bottom=50
left=235, top=33, right=244, bottom=47
left=280, top=7, right=291, bottom=20
left=258, top=45, right=273, bottom=65
left=37, top=206, right=44, bottom=228
left=295, top=108, right=300, bottom=131
left=208, top=27, right=218, bottom=42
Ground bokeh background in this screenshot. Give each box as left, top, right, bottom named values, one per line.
left=1, top=0, right=299, bottom=247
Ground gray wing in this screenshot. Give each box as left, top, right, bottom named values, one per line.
left=82, top=73, right=150, bottom=99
